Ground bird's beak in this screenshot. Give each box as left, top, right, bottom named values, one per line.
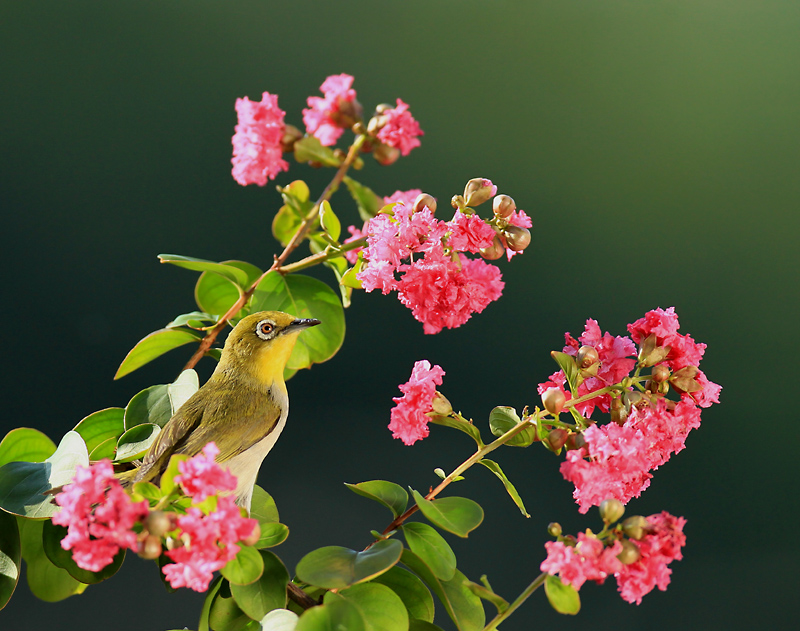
left=285, top=318, right=321, bottom=334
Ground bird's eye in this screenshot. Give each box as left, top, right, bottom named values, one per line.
left=256, top=320, right=275, bottom=340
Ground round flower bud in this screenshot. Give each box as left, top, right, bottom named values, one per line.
left=334, top=98, right=364, bottom=130
left=502, top=225, right=531, bottom=251
left=547, top=522, right=562, bottom=537
left=367, top=114, right=388, bottom=135
left=138, top=534, right=163, bottom=560
left=144, top=511, right=172, bottom=538
left=617, top=540, right=641, bottom=565
left=451, top=194, right=466, bottom=210
left=576, top=345, right=600, bottom=369
left=622, top=515, right=650, bottom=541
left=542, top=388, right=566, bottom=415
left=652, top=364, right=670, bottom=383
left=599, top=498, right=625, bottom=524
left=280, top=124, right=304, bottom=153
left=240, top=523, right=261, bottom=547
left=546, top=428, right=569, bottom=451
left=566, top=432, right=587, bottom=451
left=610, top=397, right=628, bottom=425
left=431, top=391, right=453, bottom=416
left=375, top=103, right=393, bottom=115
left=479, top=235, right=506, bottom=260
left=373, top=143, right=400, bottom=166
left=413, top=193, right=437, bottom=215
left=492, top=194, right=516, bottom=218
left=463, top=178, right=495, bottom=207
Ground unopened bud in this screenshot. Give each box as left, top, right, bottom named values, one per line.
left=542, top=388, right=566, bottom=415
left=610, top=397, right=627, bottom=425
left=617, top=540, right=641, bottom=565
left=352, top=122, right=367, bottom=136
left=367, top=114, right=388, bottom=135
left=479, top=231, right=507, bottom=260
left=599, top=499, right=625, bottom=524
left=280, top=124, right=304, bottom=153
left=503, top=225, right=531, bottom=251
left=566, top=432, right=587, bottom=451
left=375, top=103, right=393, bottom=114
left=431, top=391, right=453, bottom=416
left=547, top=428, right=569, bottom=451
left=138, top=534, right=163, bottom=560
left=333, top=98, right=363, bottom=130
left=373, top=143, right=400, bottom=166
left=463, top=178, right=495, bottom=207
left=241, top=523, right=261, bottom=547
left=451, top=194, right=466, bottom=210
left=576, top=345, right=600, bottom=369
left=547, top=522, right=562, bottom=537
left=492, top=194, right=516, bottom=218
left=651, top=365, right=670, bottom=383
left=622, top=515, right=650, bottom=541
left=144, top=511, right=172, bottom=538
left=413, top=193, right=437, bottom=215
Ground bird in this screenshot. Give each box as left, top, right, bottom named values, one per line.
left=125, top=310, right=320, bottom=511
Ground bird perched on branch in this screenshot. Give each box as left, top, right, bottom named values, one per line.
left=124, top=310, right=320, bottom=511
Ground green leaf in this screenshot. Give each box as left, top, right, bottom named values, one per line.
left=168, top=369, right=200, bottom=413
left=124, top=384, right=170, bottom=430
left=293, top=136, right=340, bottom=167
left=167, top=310, right=218, bottom=329
left=209, top=579, right=259, bottom=631
left=296, top=595, right=365, bottom=631
left=115, top=327, right=203, bottom=379
left=551, top=352, right=579, bottom=394
left=222, top=545, right=265, bottom=586
left=230, top=550, right=289, bottom=620
left=131, top=481, right=162, bottom=504
left=114, top=423, right=160, bottom=463
left=273, top=205, right=305, bottom=248
left=88, top=436, right=117, bottom=461
left=401, top=550, right=485, bottom=631
left=159, top=254, right=250, bottom=287
left=194, top=260, right=261, bottom=317
left=0, top=428, right=56, bottom=468
left=295, top=540, right=403, bottom=590
left=340, top=259, right=364, bottom=290
left=487, top=407, right=536, bottom=447
left=345, top=480, right=408, bottom=519
left=72, top=408, right=125, bottom=454
left=256, top=523, right=289, bottom=549
left=408, top=621, right=445, bottom=631
left=18, top=518, right=86, bottom=601
left=250, top=485, right=280, bottom=523
left=402, top=522, right=456, bottom=581
left=199, top=575, right=225, bottom=631
left=372, top=566, right=435, bottom=623
left=319, top=200, right=341, bottom=242
left=160, top=453, right=189, bottom=495
left=428, top=415, right=484, bottom=448
left=343, top=177, right=382, bottom=222
left=259, top=609, right=299, bottom=631
left=0, top=431, right=88, bottom=518
left=477, top=460, right=529, bottom=518
left=42, top=520, right=125, bottom=584
left=281, top=180, right=311, bottom=203
left=544, top=574, right=581, bottom=615
left=250, top=272, right=345, bottom=371
left=0, top=510, right=21, bottom=610
left=329, top=583, right=408, bottom=631
left=410, top=491, right=484, bottom=538
left=464, top=577, right=508, bottom=613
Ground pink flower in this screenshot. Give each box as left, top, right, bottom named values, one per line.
left=615, top=512, right=686, bottom=604
left=174, top=442, right=237, bottom=502
left=626, top=399, right=702, bottom=469
left=504, top=209, right=532, bottom=259
left=541, top=533, right=623, bottom=590
left=384, top=189, right=423, bottom=207
left=53, top=460, right=148, bottom=572
left=343, top=223, right=367, bottom=264
left=303, top=74, right=358, bottom=146
left=231, top=92, right=289, bottom=186
left=447, top=211, right=496, bottom=253
left=389, top=360, right=445, bottom=445
left=376, top=99, right=424, bottom=156
left=162, top=495, right=257, bottom=592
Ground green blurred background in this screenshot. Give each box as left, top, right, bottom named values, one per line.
left=2, top=1, right=797, bottom=629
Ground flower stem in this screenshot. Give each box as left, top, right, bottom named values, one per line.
left=276, top=236, right=366, bottom=274
left=482, top=572, right=547, bottom=631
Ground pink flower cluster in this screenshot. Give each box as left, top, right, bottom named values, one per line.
left=162, top=443, right=257, bottom=592
left=389, top=360, right=445, bottom=445
left=356, top=189, right=504, bottom=334
left=540, top=512, right=686, bottom=604
left=53, top=460, right=148, bottom=572
left=376, top=98, right=424, bottom=156
left=538, top=309, right=720, bottom=513
left=231, top=92, right=289, bottom=186
left=303, top=74, right=358, bottom=147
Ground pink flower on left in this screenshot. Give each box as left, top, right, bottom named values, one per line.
left=53, top=460, right=149, bottom=572
left=231, top=92, right=289, bottom=186
left=390, top=360, right=445, bottom=445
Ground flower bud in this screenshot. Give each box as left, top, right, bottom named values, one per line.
left=352, top=122, right=367, bottom=136
left=492, top=194, right=516, bottom=218
left=144, top=511, right=172, bottom=538
left=546, top=428, right=569, bottom=451
left=373, top=143, right=400, bottom=166
left=547, top=522, right=562, bottom=537
left=566, top=432, right=587, bottom=451
left=463, top=178, right=495, bottom=207
left=241, top=523, right=261, bottom=547
left=280, top=124, right=304, bottom=153
left=333, top=98, right=363, bottom=130
left=617, top=540, right=641, bottom=565
left=431, top=391, right=453, bottom=416
left=542, top=388, right=566, bottom=415
left=622, top=515, right=650, bottom=541
left=451, top=194, right=465, bottom=210
left=610, top=397, right=627, bottom=425
left=367, top=114, right=388, bottom=135
left=413, top=193, right=437, bottom=215
left=651, top=364, right=670, bottom=383
left=479, top=235, right=506, bottom=260
left=502, top=225, right=531, bottom=251
left=576, top=345, right=599, bottom=369
left=138, top=534, right=163, bottom=560
left=375, top=103, right=393, bottom=115
left=599, top=498, right=625, bottom=524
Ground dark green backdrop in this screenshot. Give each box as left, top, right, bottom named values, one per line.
left=2, top=1, right=797, bottom=629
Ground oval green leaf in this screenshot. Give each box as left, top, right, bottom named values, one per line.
left=221, top=544, right=265, bottom=585
left=250, top=485, right=279, bottom=523
left=410, top=490, right=484, bottom=539
left=371, top=566, right=435, bottom=623
left=0, top=431, right=89, bottom=518
left=409, top=621, right=445, bottom=631
left=343, top=177, right=382, bottom=222
left=260, top=609, right=299, bottom=631
left=18, top=518, right=86, bottom=602
left=159, top=254, right=250, bottom=287
left=0, top=428, right=56, bottom=468
left=250, top=272, right=345, bottom=371
left=293, top=136, right=340, bottom=167
left=72, top=408, right=124, bottom=454
left=166, top=310, right=218, bottom=329
left=544, top=574, right=581, bottom=615
left=296, top=595, right=366, bottom=631
left=42, top=519, right=125, bottom=584
left=230, top=550, right=289, bottom=620
left=273, top=205, right=305, bottom=248
left=319, top=200, right=341, bottom=242
left=88, top=436, right=117, bottom=461
left=488, top=407, right=536, bottom=447
left=256, top=522, right=289, bottom=549
left=115, top=327, right=202, bottom=379
left=329, top=582, right=408, bottom=631
left=209, top=579, right=256, bottom=631
left=195, top=260, right=262, bottom=317
left=0, top=510, right=21, bottom=610
left=114, top=423, right=161, bottom=463
left=168, top=369, right=199, bottom=413
left=124, top=384, right=171, bottom=430
left=402, top=522, right=456, bottom=581
left=345, top=480, right=408, bottom=519
left=295, top=539, right=403, bottom=590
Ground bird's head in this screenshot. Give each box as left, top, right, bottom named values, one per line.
left=216, top=311, right=320, bottom=385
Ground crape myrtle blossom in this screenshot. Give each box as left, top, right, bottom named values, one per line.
left=541, top=533, right=623, bottom=590
left=376, top=98, right=424, bottom=156
left=389, top=360, right=445, bottom=445
left=231, top=92, right=289, bottom=186
left=53, top=460, right=149, bottom=572
left=503, top=208, right=533, bottom=260
left=303, top=74, right=359, bottom=146
left=174, top=442, right=237, bottom=502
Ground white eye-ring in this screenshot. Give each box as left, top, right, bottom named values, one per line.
left=256, top=320, right=276, bottom=340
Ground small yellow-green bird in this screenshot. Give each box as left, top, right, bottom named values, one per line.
left=128, top=311, right=319, bottom=511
